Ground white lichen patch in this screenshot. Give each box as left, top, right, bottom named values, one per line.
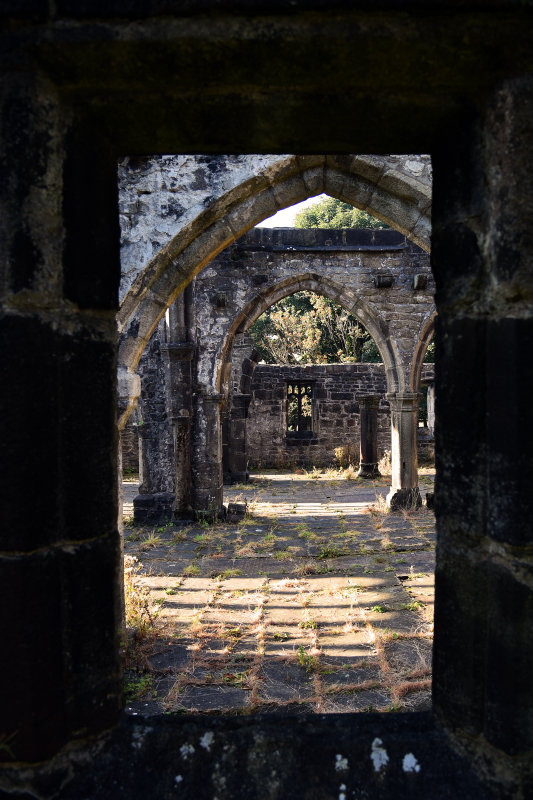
left=131, top=725, right=153, bottom=750
left=339, top=783, right=347, bottom=800
left=180, top=743, right=195, bottom=760
left=200, top=731, right=215, bottom=751
left=335, top=754, right=349, bottom=772
left=370, top=738, right=389, bottom=773
left=174, top=775, right=183, bottom=786
left=402, top=753, right=421, bottom=773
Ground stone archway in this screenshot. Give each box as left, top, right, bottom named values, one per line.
left=215, top=273, right=401, bottom=484
left=215, top=272, right=402, bottom=397
left=132, top=221, right=434, bottom=516
left=117, top=155, right=431, bottom=428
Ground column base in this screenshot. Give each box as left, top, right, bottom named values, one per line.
left=226, top=471, right=249, bottom=485
left=386, top=487, right=422, bottom=511
left=133, top=492, right=174, bottom=524
left=193, top=506, right=227, bottom=523
left=357, top=463, right=381, bottom=478
left=172, top=507, right=195, bottom=521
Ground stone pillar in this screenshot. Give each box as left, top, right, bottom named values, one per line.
left=226, top=394, right=251, bottom=483
left=191, top=393, right=225, bottom=517
left=171, top=415, right=192, bottom=516
left=431, top=81, right=533, bottom=774
left=357, top=394, right=381, bottom=478
left=385, top=392, right=421, bottom=509
left=160, top=342, right=195, bottom=517
left=1, top=81, right=122, bottom=761
left=133, top=423, right=174, bottom=522
left=427, top=383, right=435, bottom=437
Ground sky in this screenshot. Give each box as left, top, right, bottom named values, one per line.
left=255, top=193, right=328, bottom=227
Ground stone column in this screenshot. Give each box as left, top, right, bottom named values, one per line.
left=160, top=342, right=195, bottom=517
left=385, top=392, right=421, bottom=509
left=226, top=394, right=252, bottom=483
left=427, top=383, right=435, bottom=437
left=133, top=423, right=174, bottom=522
left=357, top=394, right=381, bottom=478
left=171, top=415, right=192, bottom=517
left=117, top=366, right=141, bottom=432
left=191, top=393, right=225, bottom=517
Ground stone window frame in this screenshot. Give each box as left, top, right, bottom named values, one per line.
left=285, top=380, right=315, bottom=438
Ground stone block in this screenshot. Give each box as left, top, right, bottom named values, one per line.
left=227, top=501, right=247, bottom=522
left=1, top=316, right=116, bottom=552
left=133, top=492, right=174, bottom=523
left=0, top=536, right=121, bottom=763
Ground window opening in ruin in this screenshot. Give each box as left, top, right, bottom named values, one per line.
left=287, top=381, right=314, bottom=435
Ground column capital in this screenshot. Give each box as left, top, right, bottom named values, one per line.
left=386, top=391, right=420, bottom=411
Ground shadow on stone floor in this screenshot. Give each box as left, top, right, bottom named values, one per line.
left=123, top=470, right=434, bottom=718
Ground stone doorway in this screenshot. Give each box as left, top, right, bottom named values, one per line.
left=123, top=468, right=434, bottom=716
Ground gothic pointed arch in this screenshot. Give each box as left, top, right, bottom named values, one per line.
left=117, top=155, right=431, bottom=427
left=214, top=273, right=403, bottom=397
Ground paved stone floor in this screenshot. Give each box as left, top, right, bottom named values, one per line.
left=122, top=470, right=435, bottom=717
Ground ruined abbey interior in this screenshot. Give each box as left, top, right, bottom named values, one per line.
left=2, top=3, right=533, bottom=798
left=120, top=155, right=436, bottom=520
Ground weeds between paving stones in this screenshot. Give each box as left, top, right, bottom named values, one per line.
left=122, top=469, right=435, bottom=715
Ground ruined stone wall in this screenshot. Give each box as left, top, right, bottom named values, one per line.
left=129, top=227, right=435, bottom=498
left=195, top=227, right=435, bottom=396
left=118, top=154, right=432, bottom=302
left=5, top=6, right=533, bottom=797
left=246, top=363, right=391, bottom=468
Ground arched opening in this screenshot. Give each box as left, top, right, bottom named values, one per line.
left=216, top=273, right=401, bottom=398
left=120, top=184, right=436, bottom=720
left=221, top=287, right=392, bottom=477
left=6, top=14, right=531, bottom=791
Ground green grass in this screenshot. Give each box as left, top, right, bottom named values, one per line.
left=401, top=600, right=424, bottom=611
left=124, top=672, right=154, bottom=703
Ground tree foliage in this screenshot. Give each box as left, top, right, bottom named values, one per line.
left=250, top=292, right=382, bottom=365
left=423, top=337, right=435, bottom=363
left=294, top=196, right=389, bottom=229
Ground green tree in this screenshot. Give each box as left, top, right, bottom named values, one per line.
left=423, top=337, right=435, bottom=363
left=295, top=196, right=389, bottom=229
left=250, top=291, right=382, bottom=365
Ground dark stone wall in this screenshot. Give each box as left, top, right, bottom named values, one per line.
left=2, top=5, right=533, bottom=798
